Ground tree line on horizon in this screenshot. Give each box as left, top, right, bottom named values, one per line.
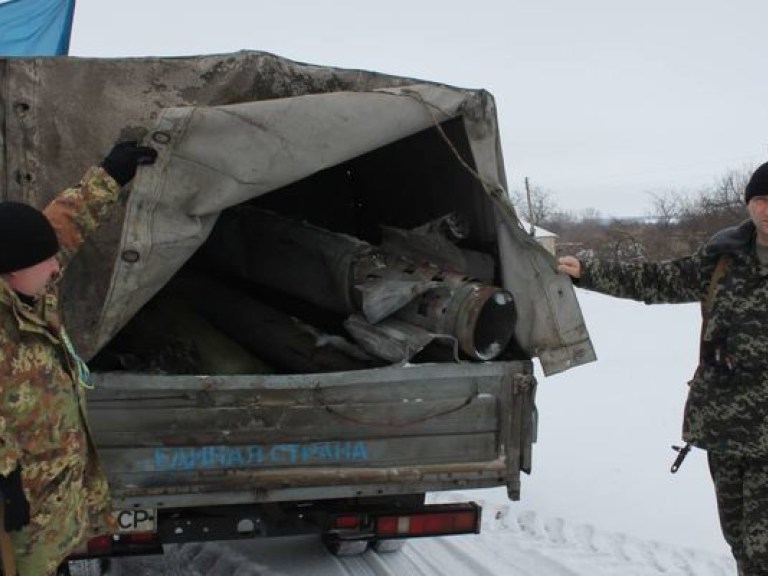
left=512, top=166, right=753, bottom=261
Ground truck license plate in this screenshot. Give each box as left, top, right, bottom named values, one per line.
left=114, top=508, right=156, bottom=533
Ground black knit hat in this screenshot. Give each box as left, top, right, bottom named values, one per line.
left=745, top=162, right=768, bottom=204
left=0, top=202, right=60, bottom=274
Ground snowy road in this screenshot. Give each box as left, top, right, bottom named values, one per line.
left=99, top=494, right=734, bottom=576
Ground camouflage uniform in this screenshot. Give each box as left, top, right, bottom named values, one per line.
left=579, top=219, right=768, bottom=575
left=0, top=167, right=120, bottom=575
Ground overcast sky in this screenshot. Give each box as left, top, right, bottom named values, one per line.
left=69, top=0, right=768, bottom=217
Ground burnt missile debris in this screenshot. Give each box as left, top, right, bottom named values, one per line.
left=197, top=208, right=517, bottom=363
left=172, top=274, right=383, bottom=374
left=378, top=213, right=496, bottom=284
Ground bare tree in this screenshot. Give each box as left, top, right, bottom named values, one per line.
left=510, top=180, right=559, bottom=226
left=578, top=207, right=602, bottom=222
left=554, top=165, right=757, bottom=261
left=698, top=168, right=750, bottom=219
left=648, top=190, right=685, bottom=226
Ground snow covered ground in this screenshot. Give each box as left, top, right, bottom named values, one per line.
left=87, top=288, right=736, bottom=574
left=521, top=289, right=728, bottom=554
left=100, top=491, right=734, bottom=575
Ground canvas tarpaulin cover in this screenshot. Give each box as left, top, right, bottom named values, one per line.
left=0, top=51, right=593, bottom=374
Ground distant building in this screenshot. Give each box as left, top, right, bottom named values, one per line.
left=517, top=219, right=558, bottom=255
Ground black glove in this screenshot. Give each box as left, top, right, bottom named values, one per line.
left=0, top=464, right=30, bottom=532
left=100, top=140, right=158, bottom=186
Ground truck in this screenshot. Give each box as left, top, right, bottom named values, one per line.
left=0, top=51, right=595, bottom=568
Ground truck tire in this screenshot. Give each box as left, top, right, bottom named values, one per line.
left=323, top=537, right=370, bottom=556
left=370, top=539, right=405, bottom=553
left=63, top=559, right=109, bottom=576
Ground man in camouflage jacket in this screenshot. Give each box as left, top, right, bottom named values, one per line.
left=0, top=141, right=156, bottom=575
left=558, top=162, right=768, bottom=576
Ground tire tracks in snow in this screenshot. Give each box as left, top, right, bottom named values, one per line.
left=102, top=499, right=736, bottom=575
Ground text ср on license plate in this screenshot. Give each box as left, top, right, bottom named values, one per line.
left=114, top=508, right=156, bottom=533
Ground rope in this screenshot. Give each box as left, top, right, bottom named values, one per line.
left=400, top=88, right=509, bottom=199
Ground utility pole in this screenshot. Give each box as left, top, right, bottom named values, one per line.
left=524, top=177, right=535, bottom=236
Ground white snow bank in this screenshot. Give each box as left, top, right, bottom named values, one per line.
left=521, top=289, right=729, bottom=554
left=95, top=494, right=733, bottom=576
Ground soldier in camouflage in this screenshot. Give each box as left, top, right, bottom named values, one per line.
left=557, top=161, right=768, bottom=576
left=0, top=141, right=156, bottom=575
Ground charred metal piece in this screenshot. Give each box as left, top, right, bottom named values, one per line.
left=396, top=283, right=516, bottom=361
left=171, top=274, right=382, bottom=373
left=353, top=251, right=516, bottom=360
left=199, top=208, right=516, bottom=361
left=411, top=212, right=470, bottom=242
left=90, top=291, right=270, bottom=375
left=343, top=314, right=436, bottom=364
left=380, top=224, right=496, bottom=284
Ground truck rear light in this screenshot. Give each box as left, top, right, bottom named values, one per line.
left=333, top=514, right=361, bottom=529
left=376, top=516, right=399, bottom=536
left=86, top=535, right=113, bottom=556
left=84, top=531, right=160, bottom=557
left=374, top=504, right=480, bottom=538
left=409, top=511, right=477, bottom=534
left=125, top=531, right=157, bottom=544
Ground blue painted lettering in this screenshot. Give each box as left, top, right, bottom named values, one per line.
left=150, top=440, right=370, bottom=472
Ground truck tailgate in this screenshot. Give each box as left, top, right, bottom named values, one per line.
left=87, top=361, right=535, bottom=509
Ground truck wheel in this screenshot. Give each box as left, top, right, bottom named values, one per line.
left=63, top=558, right=109, bottom=576
left=323, top=537, right=370, bottom=556
left=370, top=539, right=405, bottom=553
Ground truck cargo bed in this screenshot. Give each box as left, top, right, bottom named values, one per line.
left=88, top=361, right=535, bottom=509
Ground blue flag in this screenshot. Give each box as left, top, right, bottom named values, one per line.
left=0, top=0, right=76, bottom=56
